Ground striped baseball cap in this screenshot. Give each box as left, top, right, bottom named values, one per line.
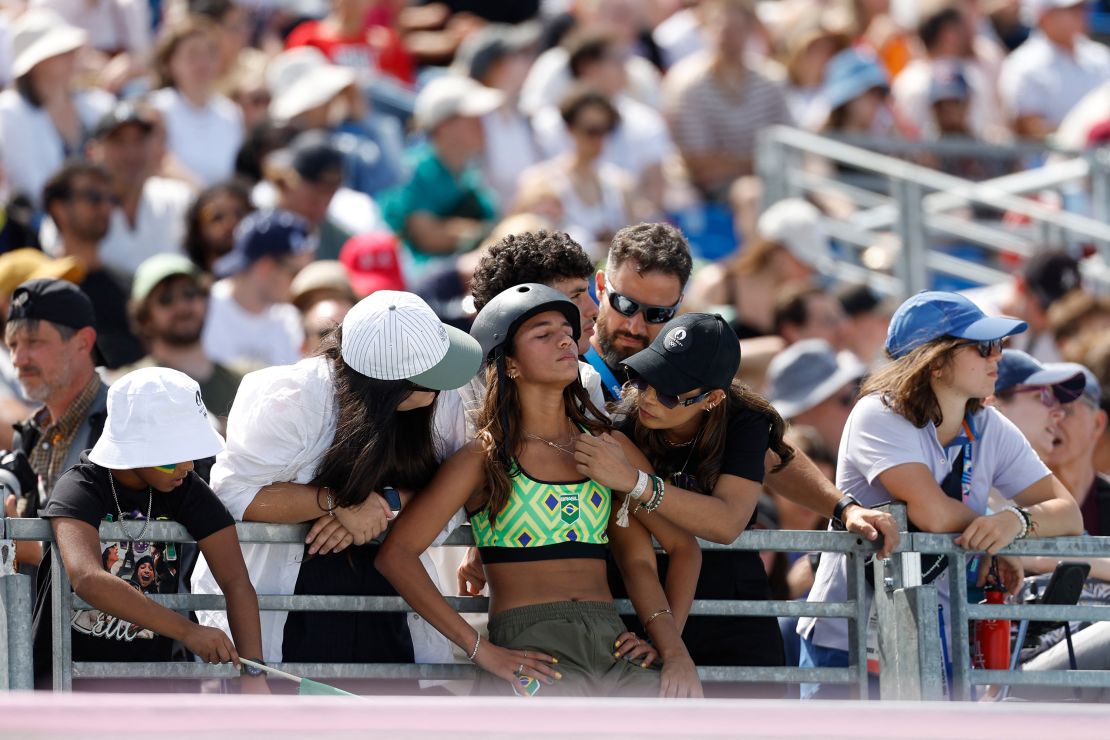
left=340, top=290, right=482, bottom=390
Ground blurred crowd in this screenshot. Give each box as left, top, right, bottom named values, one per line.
left=2, top=0, right=1110, bottom=654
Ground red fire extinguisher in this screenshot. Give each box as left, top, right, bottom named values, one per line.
left=973, top=560, right=1011, bottom=670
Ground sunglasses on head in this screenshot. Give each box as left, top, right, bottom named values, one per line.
left=954, top=338, right=1003, bottom=358
left=623, top=378, right=713, bottom=409
left=604, top=277, right=680, bottom=324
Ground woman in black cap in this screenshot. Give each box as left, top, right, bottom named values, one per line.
left=574, top=312, right=796, bottom=680
left=378, top=284, right=702, bottom=698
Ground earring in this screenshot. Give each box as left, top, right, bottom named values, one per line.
left=508, top=370, right=520, bottom=380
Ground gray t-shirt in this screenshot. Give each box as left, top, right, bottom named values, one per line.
left=799, top=392, right=1051, bottom=651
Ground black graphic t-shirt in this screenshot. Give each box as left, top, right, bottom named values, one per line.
left=33, top=453, right=234, bottom=668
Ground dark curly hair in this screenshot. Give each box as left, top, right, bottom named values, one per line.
left=607, top=222, right=693, bottom=286
left=471, top=230, right=595, bottom=311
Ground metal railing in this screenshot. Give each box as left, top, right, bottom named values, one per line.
left=5, top=511, right=1110, bottom=700
left=0, top=517, right=881, bottom=695
left=756, top=126, right=1110, bottom=297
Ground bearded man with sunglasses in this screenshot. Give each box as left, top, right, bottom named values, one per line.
left=588, top=224, right=900, bottom=572
left=115, top=253, right=243, bottom=434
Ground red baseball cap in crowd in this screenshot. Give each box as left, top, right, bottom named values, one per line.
left=339, top=232, right=406, bottom=297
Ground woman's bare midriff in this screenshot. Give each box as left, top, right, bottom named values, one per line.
left=485, top=558, right=612, bottom=615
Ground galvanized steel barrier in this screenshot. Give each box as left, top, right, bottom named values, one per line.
left=4, top=511, right=1109, bottom=699
left=0, top=517, right=881, bottom=694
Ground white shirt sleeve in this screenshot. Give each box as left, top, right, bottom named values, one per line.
left=841, top=395, right=930, bottom=486
left=209, top=363, right=333, bottom=519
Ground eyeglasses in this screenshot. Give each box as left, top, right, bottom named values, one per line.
left=1010, top=385, right=1060, bottom=409
left=604, top=277, right=680, bottom=324
left=954, top=338, right=1003, bottom=358
left=623, top=378, right=713, bottom=409
left=154, top=284, right=204, bottom=307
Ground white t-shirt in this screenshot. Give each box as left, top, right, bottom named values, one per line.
left=190, top=355, right=469, bottom=662
left=798, top=393, right=1051, bottom=651
left=149, top=88, right=243, bottom=186
left=998, top=32, right=1110, bottom=130
left=202, top=278, right=303, bottom=370
left=479, top=106, right=541, bottom=209
left=41, top=176, right=194, bottom=276
left=0, top=88, right=115, bottom=207
left=532, top=95, right=675, bottom=178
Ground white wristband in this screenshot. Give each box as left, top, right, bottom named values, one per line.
left=628, top=469, right=650, bottom=500
left=1003, top=505, right=1028, bottom=540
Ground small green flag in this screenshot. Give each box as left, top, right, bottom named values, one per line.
left=298, top=678, right=358, bottom=697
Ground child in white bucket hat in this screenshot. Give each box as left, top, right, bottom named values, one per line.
left=35, top=367, right=266, bottom=691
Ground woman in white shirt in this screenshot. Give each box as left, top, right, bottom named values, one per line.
left=149, top=17, right=243, bottom=187
left=190, top=291, right=483, bottom=666
left=797, top=291, right=1083, bottom=698
left=0, top=9, right=114, bottom=208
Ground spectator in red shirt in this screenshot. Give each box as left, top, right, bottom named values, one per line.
left=286, top=0, right=415, bottom=87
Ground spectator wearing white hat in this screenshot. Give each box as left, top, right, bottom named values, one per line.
left=765, top=339, right=867, bottom=454
left=998, top=0, right=1110, bottom=139
left=190, top=290, right=482, bottom=666
left=686, top=198, right=833, bottom=340
left=149, top=17, right=244, bottom=187
left=379, top=74, right=502, bottom=281
left=32, top=367, right=265, bottom=691
left=265, top=47, right=405, bottom=198
left=0, top=8, right=114, bottom=209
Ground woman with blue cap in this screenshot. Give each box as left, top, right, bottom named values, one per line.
left=796, top=291, right=1083, bottom=697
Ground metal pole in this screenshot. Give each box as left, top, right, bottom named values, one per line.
left=756, top=129, right=788, bottom=208
left=845, top=547, right=870, bottom=699
left=894, top=178, right=929, bottom=298
left=1, top=572, right=34, bottom=690
left=50, top=543, right=73, bottom=691
left=946, top=549, right=971, bottom=700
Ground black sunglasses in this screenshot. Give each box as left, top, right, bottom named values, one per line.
left=604, top=277, right=680, bottom=324
left=623, top=378, right=713, bottom=409
left=953, top=338, right=1003, bottom=358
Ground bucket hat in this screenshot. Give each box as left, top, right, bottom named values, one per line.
left=267, top=47, right=358, bottom=125
left=766, top=339, right=866, bottom=418
left=88, top=367, right=225, bottom=468
left=10, top=9, right=87, bottom=79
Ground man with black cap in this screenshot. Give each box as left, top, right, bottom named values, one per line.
left=4, top=279, right=108, bottom=520
left=964, top=249, right=1084, bottom=363
left=84, top=101, right=193, bottom=276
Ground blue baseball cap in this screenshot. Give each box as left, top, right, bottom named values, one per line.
left=213, top=209, right=316, bottom=278
left=822, top=48, right=889, bottom=111
left=1043, top=362, right=1101, bottom=407
left=995, top=349, right=1085, bottom=401
left=885, top=291, right=1027, bottom=359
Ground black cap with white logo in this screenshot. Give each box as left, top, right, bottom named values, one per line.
left=621, top=313, right=740, bottom=397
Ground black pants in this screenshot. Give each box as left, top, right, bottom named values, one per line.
left=282, top=543, right=414, bottom=664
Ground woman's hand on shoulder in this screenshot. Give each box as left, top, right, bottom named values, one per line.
left=659, top=650, right=703, bottom=699
left=574, top=431, right=640, bottom=493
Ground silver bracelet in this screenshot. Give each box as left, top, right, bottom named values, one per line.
left=467, top=630, right=481, bottom=661
left=1003, top=505, right=1028, bottom=540
left=628, top=469, right=650, bottom=500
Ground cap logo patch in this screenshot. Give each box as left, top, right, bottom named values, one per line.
left=663, top=327, right=689, bottom=352
left=11, top=291, right=28, bottom=308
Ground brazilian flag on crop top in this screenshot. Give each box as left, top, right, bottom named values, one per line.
left=469, top=461, right=611, bottom=563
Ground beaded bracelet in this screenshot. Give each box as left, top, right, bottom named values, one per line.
left=467, top=631, right=481, bottom=661
left=643, top=608, right=672, bottom=627
left=1003, top=505, right=1028, bottom=540
left=642, top=475, right=665, bottom=513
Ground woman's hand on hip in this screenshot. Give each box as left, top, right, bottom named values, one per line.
left=574, top=433, right=640, bottom=493
left=659, top=652, right=703, bottom=698
left=472, top=640, right=562, bottom=689
left=334, top=492, right=394, bottom=545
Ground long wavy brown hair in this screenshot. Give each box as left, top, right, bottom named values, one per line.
left=616, top=379, right=795, bottom=493
left=860, top=336, right=983, bottom=428
left=474, top=349, right=609, bottom=526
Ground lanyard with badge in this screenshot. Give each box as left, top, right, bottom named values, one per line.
left=583, top=346, right=624, bottom=400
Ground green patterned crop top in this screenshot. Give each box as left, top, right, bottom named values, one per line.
left=469, top=467, right=611, bottom=563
